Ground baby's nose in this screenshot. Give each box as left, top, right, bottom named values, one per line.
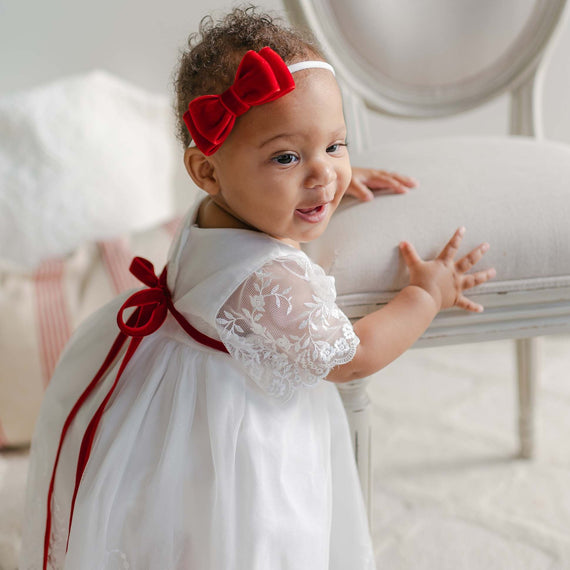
left=306, top=158, right=336, bottom=190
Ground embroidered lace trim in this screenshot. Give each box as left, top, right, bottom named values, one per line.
left=216, top=254, right=359, bottom=400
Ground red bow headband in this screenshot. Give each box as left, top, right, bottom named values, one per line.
left=183, top=47, right=335, bottom=156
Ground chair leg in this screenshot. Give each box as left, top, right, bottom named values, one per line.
left=516, top=337, right=540, bottom=459
left=337, top=377, right=373, bottom=528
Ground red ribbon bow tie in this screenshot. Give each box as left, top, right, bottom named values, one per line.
left=183, top=46, right=295, bottom=156
left=116, top=257, right=169, bottom=337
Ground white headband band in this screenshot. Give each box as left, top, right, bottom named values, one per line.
left=187, top=60, right=336, bottom=148
left=287, top=60, right=335, bottom=76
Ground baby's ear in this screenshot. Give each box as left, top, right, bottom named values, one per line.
left=184, top=148, right=220, bottom=196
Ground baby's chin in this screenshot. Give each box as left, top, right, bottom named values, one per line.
left=292, top=225, right=333, bottom=247
left=267, top=227, right=327, bottom=249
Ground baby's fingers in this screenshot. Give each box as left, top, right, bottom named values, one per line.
left=399, top=241, right=422, bottom=267
left=456, top=295, right=484, bottom=313
left=389, top=172, right=419, bottom=189
left=456, top=267, right=496, bottom=312
left=438, top=227, right=465, bottom=262
left=456, top=242, right=490, bottom=273
left=462, top=267, right=497, bottom=290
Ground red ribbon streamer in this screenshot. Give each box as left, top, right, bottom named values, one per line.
left=43, top=257, right=228, bottom=569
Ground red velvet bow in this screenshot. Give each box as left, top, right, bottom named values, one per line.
left=116, top=257, right=169, bottom=337
left=44, top=256, right=228, bottom=570
left=183, top=47, right=295, bottom=155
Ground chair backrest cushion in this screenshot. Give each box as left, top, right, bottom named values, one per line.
left=285, top=0, right=568, bottom=117
left=304, top=136, right=570, bottom=308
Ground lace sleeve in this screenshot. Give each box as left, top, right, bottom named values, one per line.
left=215, top=254, right=359, bottom=400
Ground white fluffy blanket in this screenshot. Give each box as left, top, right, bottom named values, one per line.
left=0, top=71, right=176, bottom=269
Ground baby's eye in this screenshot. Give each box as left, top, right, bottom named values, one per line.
left=326, top=142, right=348, bottom=154
left=272, top=153, right=298, bottom=165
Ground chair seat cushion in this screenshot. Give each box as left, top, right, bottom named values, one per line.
left=304, top=136, right=570, bottom=312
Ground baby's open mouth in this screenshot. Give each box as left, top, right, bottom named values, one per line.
left=295, top=203, right=328, bottom=222
left=297, top=205, right=324, bottom=215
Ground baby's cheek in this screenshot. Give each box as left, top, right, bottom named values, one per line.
left=342, top=160, right=352, bottom=184
left=339, top=169, right=352, bottom=196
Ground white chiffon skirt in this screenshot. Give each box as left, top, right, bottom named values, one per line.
left=20, top=295, right=375, bottom=569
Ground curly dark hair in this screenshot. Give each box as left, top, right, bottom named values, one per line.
left=173, top=5, right=325, bottom=148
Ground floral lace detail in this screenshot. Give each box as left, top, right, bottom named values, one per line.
left=216, top=254, right=359, bottom=400
left=105, top=549, right=132, bottom=569
left=19, top=431, right=69, bottom=570
left=45, top=500, right=67, bottom=570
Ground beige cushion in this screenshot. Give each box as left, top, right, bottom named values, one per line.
left=0, top=219, right=180, bottom=448
left=304, top=136, right=570, bottom=311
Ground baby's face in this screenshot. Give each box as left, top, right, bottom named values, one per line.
left=208, top=69, right=351, bottom=247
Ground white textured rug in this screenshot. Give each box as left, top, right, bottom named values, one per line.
left=2, top=335, right=570, bottom=569
left=372, top=335, right=570, bottom=569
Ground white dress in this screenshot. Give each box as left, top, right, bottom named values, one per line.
left=19, top=204, right=375, bottom=570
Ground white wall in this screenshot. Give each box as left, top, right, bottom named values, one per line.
left=1, top=0, right=569, bottom=145
left=0, top=1, right=280, bottom=97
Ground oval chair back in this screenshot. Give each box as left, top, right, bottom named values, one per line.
left=284, top=0, right=569, bottom=147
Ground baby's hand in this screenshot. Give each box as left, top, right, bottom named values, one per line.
left=399, top=227, right=496, bottom=313
left=346, top=167, right=418, bottom=201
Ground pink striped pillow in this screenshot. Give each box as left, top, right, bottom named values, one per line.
left=0, top=217, right=182, bottom=449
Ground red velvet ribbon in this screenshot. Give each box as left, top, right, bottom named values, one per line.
left=183, top=47, right=295, bottom=156
left=43, top=257, right=228, bottom=569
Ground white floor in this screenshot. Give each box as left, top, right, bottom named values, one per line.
left=2, top=335, right=570, bottom=569
left=371, top=335, right=570, bottom=570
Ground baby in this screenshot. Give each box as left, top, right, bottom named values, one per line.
left=20, top=7, right=494, bottom=570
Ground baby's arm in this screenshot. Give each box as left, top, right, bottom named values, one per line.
left=346, top=167, right=418, bottom=201
left=327, top=227, right=496, bottom=382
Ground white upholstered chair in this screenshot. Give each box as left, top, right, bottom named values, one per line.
left=284, top=0, right=570, bottom=520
